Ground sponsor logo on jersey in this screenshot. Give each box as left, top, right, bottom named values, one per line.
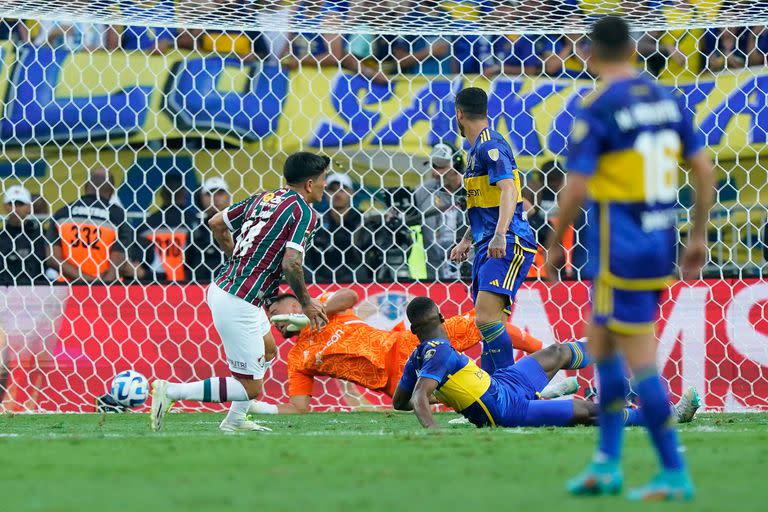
left=227, top=358, right=247, bottom=370
left=315, top=328, right=345, bottom=365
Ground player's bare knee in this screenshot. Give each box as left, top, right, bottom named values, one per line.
left=237, top=377, right=263, bottom=400
left=263, top=332, right=277, bottom=363
left=264, top=345, right=277, bottom=363
left=553, top=343, right=574, bottom=366
left=474, top=308, right=504, bottom=327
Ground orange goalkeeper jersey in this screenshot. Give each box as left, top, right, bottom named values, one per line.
left=286, top=310, right=542, bottom=397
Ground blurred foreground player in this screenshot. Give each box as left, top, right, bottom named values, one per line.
left=150, top=152, right=330, bottom=433
left=251, top=289, right=544, bottom=414
left=545, top=17, right=714, bottom=500
left=392, top=298, right=699, bottom=429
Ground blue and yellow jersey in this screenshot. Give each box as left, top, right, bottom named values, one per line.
left=464, top=128, right=536, bottom=248
left=566, top=76, right=704, bottom=288
left=398, top=338, right=502, bottom=427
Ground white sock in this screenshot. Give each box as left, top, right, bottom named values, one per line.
left=166, top=377, right=248, bottom=402
left=249, top=400, right=279, bottom=414
left=224, top=400, right=251, bottom=424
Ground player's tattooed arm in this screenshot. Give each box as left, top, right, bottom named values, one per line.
left=450, top=227, right=473, bottom=262
left=410, top=378, right=441, bottom=429
left=489, top=178, right=517, bottom=259
left=283, top=247, right=328, bottom=329
left=208, top=212, right=235, bottom=257
left=461, top=226, right=473, bottom=243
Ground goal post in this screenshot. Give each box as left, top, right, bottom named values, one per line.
left=0, top=2, right=766, bottom=412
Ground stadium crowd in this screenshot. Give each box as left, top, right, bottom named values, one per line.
left=1, top=0, right=768, bottom=285
left=0, top=1, right=767, bottom=78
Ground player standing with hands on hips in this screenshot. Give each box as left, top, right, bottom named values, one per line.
left=545, top=17, right=714, bottom=500
left=151, top=152, right=329, bottom=433
left=450, top=87, right=538, bottom=373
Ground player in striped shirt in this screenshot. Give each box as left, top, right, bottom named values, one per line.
left=150, top=152, right=330, bottom=433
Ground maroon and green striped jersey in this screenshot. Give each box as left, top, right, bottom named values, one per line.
left=214, top=189, right=317, bottom=306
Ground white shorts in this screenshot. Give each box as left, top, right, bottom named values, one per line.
left=207, top=283, right=271, bottom=379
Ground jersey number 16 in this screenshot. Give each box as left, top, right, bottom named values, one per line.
left=635, top=129, right=681, bottom=204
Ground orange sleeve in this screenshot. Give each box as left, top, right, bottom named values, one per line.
left=505, top=323, right=543, bottom=353
left=288, top=370, right=315, bottom=397
left=444, top=314, right=543, bottom=354
left=287, top=346, right=315, bottom=396
left=445, top=316, right=481, bottom=352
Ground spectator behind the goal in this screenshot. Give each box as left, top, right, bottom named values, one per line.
left=407, top=143, right=466, bottom=281
left=178, top=0, right=265, bottom=61
left=33, top=20, right=112, bottom=52
left=648, top=0, right=703, bottom=81
left=0, top=185, right=48, bottom=286
left=137, top=173, right=199, bottom=283
left=0, top=18, right=29, bottom=43
left=186, top=177, right=232, bottom=283
left=390, top=1, right=452, bottom=76
left=477, top=0, right=542, bottom=77
left=304, top=172, right=366, bottom=284
left=746, top=25, right=768, bottom=66
left=107, top=24, right=178, bottom=53
left=704, top=26, right=748, bottom=72
left=284, top=1, right=388, bottom=83
left=539, top=12, right=592, bottom=79
left=47, top=168, right=142, bottom=283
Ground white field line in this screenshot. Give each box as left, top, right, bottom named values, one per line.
left=0, top=425, right=760, bottom=440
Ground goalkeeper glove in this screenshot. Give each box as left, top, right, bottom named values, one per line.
left=270, top=313, right=310, bottom=332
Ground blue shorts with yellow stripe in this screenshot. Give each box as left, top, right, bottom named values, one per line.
left=471, top=235, right=536, bottom=306
left=592, top=278, right=664, bottom=335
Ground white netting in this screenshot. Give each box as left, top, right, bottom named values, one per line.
left=0, top=6, right=767, bottom=413
left=1, top=1, right=768, bottom=34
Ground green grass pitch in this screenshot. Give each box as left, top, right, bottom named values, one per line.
left=1, top=412, right=766, bottom=512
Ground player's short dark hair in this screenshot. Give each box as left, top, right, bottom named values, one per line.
left=406, top=297, right=440, bottom=325
left=283, top=152, right=330, bottom=186
left=267, top=293, right=299, bottom=307
left=455, top=87, right=488, bottom=120
left=591, top=15, right=631, bottom=62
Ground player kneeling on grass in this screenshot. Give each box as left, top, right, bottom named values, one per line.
left=393, top=297, right=700, bottom=429
left=250, top=289, right=547, bottom=414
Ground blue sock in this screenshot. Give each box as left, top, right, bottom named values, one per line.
left=623, top=408, right=644, bottom=426
left=478, top=321, right=515, bottom=374
left=565, top=340, right=591, bottom=369
left=633, top=367, right=685, bottom=472
left=596, top=353, right=627, bottom=461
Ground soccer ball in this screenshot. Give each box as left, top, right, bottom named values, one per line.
left=109, top=370, right=149, bottom=408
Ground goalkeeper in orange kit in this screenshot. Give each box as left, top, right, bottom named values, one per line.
left=248, top=289, right=547, bottom=414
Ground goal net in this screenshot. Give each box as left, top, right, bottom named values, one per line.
left=0, top=0, right=766, bottom=413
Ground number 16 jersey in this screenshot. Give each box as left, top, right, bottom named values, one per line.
left=214, top=188, right=318, bottom=306
left=566, top=76, right=704, bottom=289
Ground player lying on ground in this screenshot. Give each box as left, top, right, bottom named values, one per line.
left=393, top=297, right=700, bottom=429
left=150, top=152, right=330, bottom=433
left=249, top=289, right=548, bottom=414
